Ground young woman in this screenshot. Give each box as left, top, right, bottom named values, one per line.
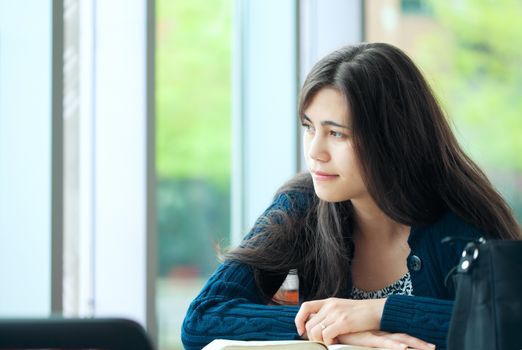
left=181, top=43, right=521, bottom=350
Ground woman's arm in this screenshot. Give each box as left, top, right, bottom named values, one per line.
left=294, top=295, right=448, bottom=349
left=181, top=261, right=300, bottom=350
left=380, top=294, right=453, bottom=348
left=181, top=192, right=308, bottom=350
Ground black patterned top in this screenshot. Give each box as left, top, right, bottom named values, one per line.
left=351, top=272, right=414, bottom=300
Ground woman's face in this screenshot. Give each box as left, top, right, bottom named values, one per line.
left=302, top=87, right=368, bottom=203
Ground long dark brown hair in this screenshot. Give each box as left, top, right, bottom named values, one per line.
left=226, top=42, right=521, bottom=302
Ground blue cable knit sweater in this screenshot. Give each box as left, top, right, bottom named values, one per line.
left=181, top=191, right=484, bottom=350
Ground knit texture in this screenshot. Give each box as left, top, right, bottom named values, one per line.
left=181, top=191, right=484, bottom=350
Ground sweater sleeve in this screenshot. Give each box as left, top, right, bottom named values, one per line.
left=181, top=261, right=300, bottom=350
left=181, top=192, right=306, bottom=350
left=380, top=295, right=453, bottom=349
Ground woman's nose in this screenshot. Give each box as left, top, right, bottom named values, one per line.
left=307, top=135, right=330, bottom=162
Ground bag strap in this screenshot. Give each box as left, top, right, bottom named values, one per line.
left=441, top=236, right=486, bottom=288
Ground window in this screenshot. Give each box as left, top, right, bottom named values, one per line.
left=0, top=0, right=60, bottom=316
left=62, top=0, right=154, bottom=330
left=155, top=1, right=233, bottom=348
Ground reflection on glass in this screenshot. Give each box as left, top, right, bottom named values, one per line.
left=366, top=0, right=522, bottom=224
left=156, top=0, right=232, bottom=349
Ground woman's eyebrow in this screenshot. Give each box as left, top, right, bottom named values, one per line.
left=303, top=115, right=351, bottom=130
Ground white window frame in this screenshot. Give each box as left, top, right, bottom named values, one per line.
left=232, top=0, right=363, bottom=243
left=75, top=0, right=156, bottom=339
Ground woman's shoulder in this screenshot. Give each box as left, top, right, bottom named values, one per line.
left=409, top=212, right=486, bottom=287
left=435, top=211, right=486, bottom=238
left=272, top=172, right=316, bottom=214
left=411, top=211, right=486, bottom=245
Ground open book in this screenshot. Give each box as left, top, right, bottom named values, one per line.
left=203, top=339, right=394, bottom=350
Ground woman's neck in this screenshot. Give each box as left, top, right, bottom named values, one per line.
left=351, top=196, right=410, bottom=243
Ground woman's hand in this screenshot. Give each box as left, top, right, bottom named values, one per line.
left=295, top=297, right=386, bottom=344
left=337, top=330, right=436, bottom=350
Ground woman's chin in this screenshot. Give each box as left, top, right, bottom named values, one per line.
left=314, top=187, right=350, bottom=203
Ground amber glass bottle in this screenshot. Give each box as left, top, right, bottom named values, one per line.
left=273, top=269, right=299, bottom=305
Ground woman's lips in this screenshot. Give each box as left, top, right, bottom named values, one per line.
left=311, top=170, right=339, bottom=181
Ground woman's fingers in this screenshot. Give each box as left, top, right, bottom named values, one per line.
left=384, top=332, right=436, bottom=350
left=297, top=298, right=387, bottom=343
left=339, top=331, right=407, bottom=350
left=295, top=300, right=325, bottom=336
left=338, top=330, right=436, bottom=350
left=303, top=313, right=329, bottom=343
left=306, top=320, right=327, bottom=343
left=296, top=298, right=434, bottom=349
left=303, top=313, right=328, bottom=337
left=322, top=319, right=349, bottom=345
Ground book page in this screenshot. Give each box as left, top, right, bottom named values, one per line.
left=328, top=344, right=391, bottom=350
left=203, top=339, right=396, bottom=350
left=203, top=339, right=327, bottom=350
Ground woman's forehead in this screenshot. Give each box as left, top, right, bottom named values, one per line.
left=303, top=87, right=353, bottom=124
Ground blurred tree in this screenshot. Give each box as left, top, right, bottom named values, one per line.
left=415, top=0, right=522, bottom=221
left=156, top=0, right=232, bottom=276
left=419, top=0, right=522, bottom=170
left=156, top=0, right=232, bottom=182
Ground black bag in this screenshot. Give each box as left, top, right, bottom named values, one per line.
left=446, top=238, right=522, bottom=350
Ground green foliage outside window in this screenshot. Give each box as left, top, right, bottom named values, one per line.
left=156, top=0, right=232, bottom=277
left=155, top=0, right=522, bottom=281
left=416, top=0, right=522, bottom=222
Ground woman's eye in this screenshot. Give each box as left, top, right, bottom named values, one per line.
left=330, top=130, right=346, bottom=138
left=302, top=123, right=314, bottom=133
